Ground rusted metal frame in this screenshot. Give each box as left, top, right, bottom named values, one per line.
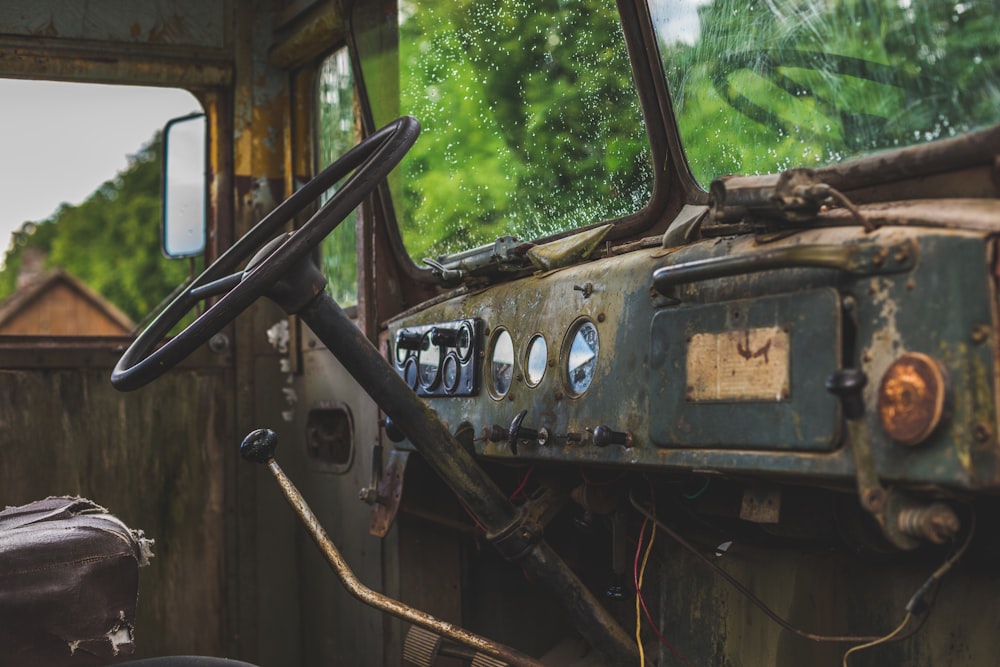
left=343, top=4, right=435, bottom=290
left=269, top=0, right=348, bottom=70
left=715, top=125, right=1000, bottom=204
left=295, top=291, right=639, bottom=664
left=0, top=41, right=232, bottom=88
left=230, top=0, right=293, bottom=660
left=621, top=0, right=708, bottom=208
left=816, top=124, right=1000, bottom=194
left=603, top=0, right=696, bottom=243
left=282, top=67, right=318, bottom=374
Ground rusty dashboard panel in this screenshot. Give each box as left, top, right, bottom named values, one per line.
left=387, top=223, right=1000, bottom=490
left=649, top=289, right=840, bottom=450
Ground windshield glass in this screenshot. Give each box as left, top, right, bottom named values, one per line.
left=388, top=0, right=652, bottom=262
left=650, top=0, right=1000, bottom=187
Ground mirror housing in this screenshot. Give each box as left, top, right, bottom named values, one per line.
left=162, top=113, right=207, bottom=258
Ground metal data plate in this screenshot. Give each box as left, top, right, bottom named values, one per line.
left=649, top=288, right=841, bottom=450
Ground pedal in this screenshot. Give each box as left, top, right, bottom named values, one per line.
left=403, top=625, right=442, bottom=666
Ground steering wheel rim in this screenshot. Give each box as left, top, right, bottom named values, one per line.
left=112, top=116, right=420, bottom=392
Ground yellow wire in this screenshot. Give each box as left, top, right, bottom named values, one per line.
left=841, top=612, right=912, bottom=667
left=636, top=518, right=658, bottom=666
left=635, top=526, right=645, bottom=667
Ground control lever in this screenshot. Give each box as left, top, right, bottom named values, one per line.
left=240, top=428, right=543, bottom=667
left=508, top=410, right=549, bottom=454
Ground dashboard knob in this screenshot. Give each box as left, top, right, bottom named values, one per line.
left=825, top=368, right=868, bottom=420
left=430, top=326, right=461, bottom=347
left=592, top=426, right=630, bottom=448
left=395, top=330, right=423, bottom=350
left=382, top=416, right=406, bottom=443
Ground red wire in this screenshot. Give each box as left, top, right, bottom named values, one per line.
left=509, top=466, right=535, bottom=500
left=634, top=517, right=696, bottom=666
left=460, top=502, right=487, bottom=533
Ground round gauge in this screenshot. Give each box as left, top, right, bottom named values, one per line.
left=417, top=331, right=442, bottom=389
left=564, top=320, right=599, bottom=396
left=455, top=322, right=474, bottom=362
left=402, top=357, right=419, bottom=390
left=442, top=354, right=460, bottom=393
left=524, top=334, right=548, bottom=387
left=489, top=329, right=514, bottom=398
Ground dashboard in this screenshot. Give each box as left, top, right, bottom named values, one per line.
left=387, top=224, right=999, bottom=491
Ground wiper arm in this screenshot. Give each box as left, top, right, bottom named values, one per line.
left=709, top=167, right=872, bottom=231
left=423, top=236, right=531, bottom=285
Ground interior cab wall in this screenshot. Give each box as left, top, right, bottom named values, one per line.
left=0, top=0, right=335, bottom=662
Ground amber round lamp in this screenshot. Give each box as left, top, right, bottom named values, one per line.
left=877, top=353, right=947, bottom=446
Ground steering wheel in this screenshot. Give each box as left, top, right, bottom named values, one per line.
left=111, top=116, right=420, bottom=392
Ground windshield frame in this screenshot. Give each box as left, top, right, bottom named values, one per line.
left=346, top=0, right=678, bottom=284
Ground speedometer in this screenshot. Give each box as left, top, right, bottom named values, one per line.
left=564, top=319, right=599, bottom=396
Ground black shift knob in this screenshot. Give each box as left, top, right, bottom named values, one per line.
left=241, top=428, right=279, bottom=463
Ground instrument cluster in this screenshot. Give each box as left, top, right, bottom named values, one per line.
left=394, top=317, right=603, bottom=402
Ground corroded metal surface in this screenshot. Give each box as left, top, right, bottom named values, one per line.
left=369, top=450, right=407, bottom=537
left=877, top=352, right=948, bottom=446
left=0, top=1, right=228, bottom=47
left=389, top=220, right=999, bottom=489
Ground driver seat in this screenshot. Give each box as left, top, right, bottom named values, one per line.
left=0, top=497, right=152, bottom=666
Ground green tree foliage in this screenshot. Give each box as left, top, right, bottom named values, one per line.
left=0, top=135, right=192, bottom=324
left=395, top=0, right=652, bottom=260
left=316, top=47, right=360, bottom=307
left=655, top=0, right=1000, bottom=186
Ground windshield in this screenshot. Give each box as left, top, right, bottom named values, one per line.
left=386, top=0, right=652, bottom=262
left=650, top=0, right=1000, bottom=187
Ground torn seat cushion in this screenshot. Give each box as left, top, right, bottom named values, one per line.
left=0, top=496, right=152, bottom=667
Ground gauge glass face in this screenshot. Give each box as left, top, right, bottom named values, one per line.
left=490, top=329, right=514, bottom=397
left=403, top=358, right=418, bottom=389
left=565, top=320, right=599, bottom=396
left=442, top=354, right=460, bottom=393
left=525, top=335, right=548, bottom=387
left=455, top=322, right=473, bottom=362
left=417, top=333, right=442, bottom=388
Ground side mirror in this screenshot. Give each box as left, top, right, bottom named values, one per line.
left=162, top=113, right=207, bottom=258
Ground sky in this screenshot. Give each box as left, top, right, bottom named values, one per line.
left=0, top=79, right=202, bottom=261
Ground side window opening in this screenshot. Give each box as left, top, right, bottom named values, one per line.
left=0, top=79, right=202, bottom=337
left=317, top=47, right=360, bottom=309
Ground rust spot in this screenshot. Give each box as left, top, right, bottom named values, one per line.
left=130, top=23, right=142, bottom=38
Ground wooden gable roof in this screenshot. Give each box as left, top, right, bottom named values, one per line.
left=0, top=269, right=135, bottom=336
